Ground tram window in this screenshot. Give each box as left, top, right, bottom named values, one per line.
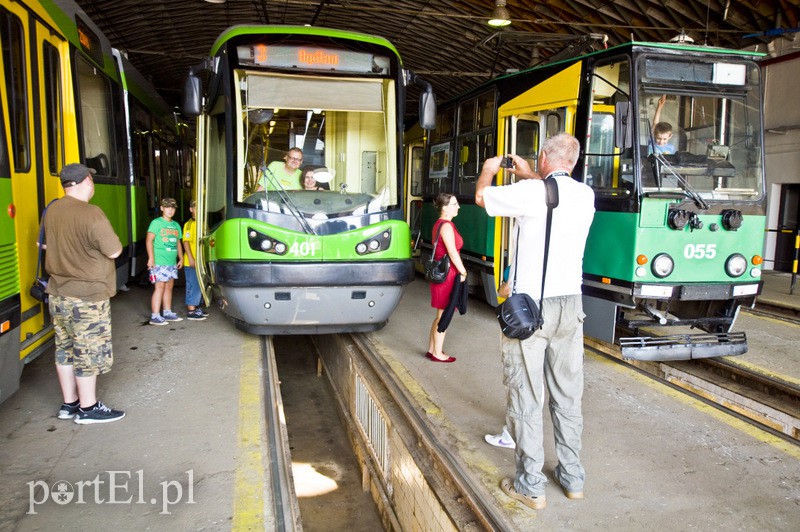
left=585, top=57, right=632, bottom=197
left=131, top=103, right=151, bottom=189
left=206, top=110, right=227, bottom=228
left=478, top=92, right=494, bottom=129
left=76, top=57, right=116, bottom=179
left=432, top=108, right=455, bottom=142
left=1, top=9, right=30, bottom=171
left=545, top=114, right=561, bottom=138
left=410, top=146, right=424, bottom=197
left=0, top=110, right=7, bottom=176
left=455, top=130, right=492, bottom=195
left=42, top=42, right=63, bottom=175
left=514, top=118, right=539, bottom=173
left=459, top=97, right=477, bottom=133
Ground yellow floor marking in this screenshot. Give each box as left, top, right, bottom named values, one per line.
left=589, top=351, right=800, bottom=459
left=722, top=356, right=800, bottom=387
left=232, top=337, right=266, bottom=530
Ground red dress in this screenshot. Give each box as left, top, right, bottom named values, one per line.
left=430, top=219, right=463, bottom=309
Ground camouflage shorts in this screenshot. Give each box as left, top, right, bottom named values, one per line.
left=49, top=295, right=113, bottom=377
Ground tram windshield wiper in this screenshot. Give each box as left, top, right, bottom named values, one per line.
left=261, top=166, right=317, bottom=235
left=649, top=152, right=710, bottom=210
left=645, top=118, right=709, bottom=210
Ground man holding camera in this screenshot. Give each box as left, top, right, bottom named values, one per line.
left=475, top=133, right=595, bottom=510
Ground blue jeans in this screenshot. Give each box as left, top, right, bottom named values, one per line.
left=184, top=267, right=201, bottom=307
left=502, top=294, right=586, bottom=497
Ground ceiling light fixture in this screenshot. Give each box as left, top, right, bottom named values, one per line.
left=488, top=1, right=512, bottom=28
left=204, top=0, right=226, bottom=4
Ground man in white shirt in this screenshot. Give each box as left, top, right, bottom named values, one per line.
left=475, top=133, right=595, bottom=510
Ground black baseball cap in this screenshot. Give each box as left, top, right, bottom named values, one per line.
left=60, top=163, right=96, bottom=188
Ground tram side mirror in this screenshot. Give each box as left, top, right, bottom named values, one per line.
left=614, top=102, right=632, bottom=150
left=408, top=69, right=437, bottom=130
left=419, top=90, right=437, bottom=131
left=182, top=72, right=202, bottom=117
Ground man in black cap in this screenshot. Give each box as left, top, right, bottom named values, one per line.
left=44, top=163, right=125, bottom=424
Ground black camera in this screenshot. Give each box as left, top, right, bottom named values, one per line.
left=500, top=155, right=514, bottom=169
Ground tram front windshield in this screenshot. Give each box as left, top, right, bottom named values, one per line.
left=235, top=71, right=397, bottom=218
left=638, top=70, right=763, bottom=201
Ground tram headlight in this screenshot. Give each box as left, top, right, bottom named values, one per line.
left=725, top=253, right=747, bottom=278
left=651, top=253, right=674, bottom=278
left=247, top=227, right=288, bottom=255
left=355, top=229, right=392, bottom=255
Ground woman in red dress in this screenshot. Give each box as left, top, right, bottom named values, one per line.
left=427, top=193, right=467, bottom=362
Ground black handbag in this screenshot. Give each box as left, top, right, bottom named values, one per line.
left=30, top=200, right=56, bottom=304
left=425, top=222, right=451, bottom=284
left=497, top=177, right=559, bottom=340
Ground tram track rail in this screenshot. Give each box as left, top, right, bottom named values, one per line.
left=585, top=338, right=800, bottom=444
left=261, top=337, right=303, bottom=531
left=744, top=302, right=800, bottom=326
left=346, top=333, right=514, bottom=531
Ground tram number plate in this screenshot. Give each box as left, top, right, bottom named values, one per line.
left=679, top=284, right=731, bottom=300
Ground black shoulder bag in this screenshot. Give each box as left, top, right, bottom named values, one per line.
left=30, top=200, right=57, bottom=304
left=497, top=177, right=560, bottom=340
left=425, top=222, right=451, bottom=284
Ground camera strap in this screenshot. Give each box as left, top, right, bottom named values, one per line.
left=510, top=177, right=560, bottom=311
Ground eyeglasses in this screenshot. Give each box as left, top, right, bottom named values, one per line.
left=288, top=156, right=303, bottom=162
left=448, top=200, right=459, bottom=206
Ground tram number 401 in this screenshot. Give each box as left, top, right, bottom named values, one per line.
left=683, top=243, right=717, bottom=259
left=289, top=241, right=319, bottom=257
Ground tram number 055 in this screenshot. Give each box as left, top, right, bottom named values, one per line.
left=683, top=243, right=717, bottom=259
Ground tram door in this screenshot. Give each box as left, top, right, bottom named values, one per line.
left=1, top=3, right=71, bottom=356
left=405, top=142, right=425, bottom=260
left=775, top=184, right=800, bottom=273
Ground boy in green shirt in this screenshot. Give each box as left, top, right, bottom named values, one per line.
left=146, top=198, right=184, bottom=325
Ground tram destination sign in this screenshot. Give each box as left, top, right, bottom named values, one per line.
left=237, top=44, right=390, bottom=75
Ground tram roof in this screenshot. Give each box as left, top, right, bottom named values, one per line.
left=65, top=0, right=800, bottom=119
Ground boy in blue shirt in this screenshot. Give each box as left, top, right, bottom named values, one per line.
left=146, top=198, right=184, bottom=325
left=651, top=94, right=676, bottom=155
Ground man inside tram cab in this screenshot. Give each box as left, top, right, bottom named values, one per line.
left=256, top=147, right=304, bottom=191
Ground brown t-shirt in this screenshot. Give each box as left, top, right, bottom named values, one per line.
left=44, top=195, right=122, bottom=301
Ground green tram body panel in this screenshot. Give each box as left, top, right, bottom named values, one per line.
left=208, top=218, right=412, bottom=263
left=585, top=207, right=766, bottom=284
left=0, top=179, right=19, bottom=301
left=205, top=218, right=413, bottom=335
left=90, top=183, right=129, bottom=244
left=420, top=203, right=495, bottom=260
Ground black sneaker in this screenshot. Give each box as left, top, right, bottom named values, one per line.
left=73, top=401, right=125, bottom=424
left=58, top=402, right=80, bottom=420
left=186, top=309, right=207, bottom=321
left=197, top=307, right=209, bottom=317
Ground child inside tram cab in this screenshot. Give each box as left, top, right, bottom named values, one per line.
left=651, top=94, right=676, bottom=155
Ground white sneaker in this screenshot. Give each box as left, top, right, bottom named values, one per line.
left=484, top=426, right=516, bottom=449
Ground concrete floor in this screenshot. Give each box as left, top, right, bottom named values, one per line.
left=0, top=273, right=798, bottom=530
left=373, top=277, right=800, bottom=530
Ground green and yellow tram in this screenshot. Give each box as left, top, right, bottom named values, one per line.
left=0, top=0, right=188, bottom=404
left=183, top=25, right=435, bottom=334
left=416, top=41, right=765, bottom=360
